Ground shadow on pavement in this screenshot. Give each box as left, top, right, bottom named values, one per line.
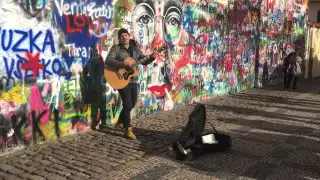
left=56, top=78, right=320, bottom=179
left=122, top=87, right=320, bottom=180
left=231, top=93, right=320, bottom=107
left=122, top=121, right=320, bottom=180
left=260, top=77, right=320, bottom=94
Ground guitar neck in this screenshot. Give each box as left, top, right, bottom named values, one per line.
left=131, top=46, right=166, bottom=68
left=132, top=61, right=142, bottom=69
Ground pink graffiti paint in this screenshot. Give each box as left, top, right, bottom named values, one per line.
left=29, top=85, right=50, bottom=124
left=41, top=82, right=51, bottom=97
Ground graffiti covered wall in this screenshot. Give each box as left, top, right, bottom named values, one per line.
left=257, top=0, right=308, bottom=85
left=0, top=0, right=307, bottom=151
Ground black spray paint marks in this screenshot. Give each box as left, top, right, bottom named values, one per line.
left=0, top=114, right=12, bottom=149
left=11, top=114, right=29, bottom=146
left=53, top=109, right=60, bottom=138
left=31, top=110, right=47, bottom=144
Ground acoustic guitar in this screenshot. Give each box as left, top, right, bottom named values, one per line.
left=104, top=46, right=166, bottom=89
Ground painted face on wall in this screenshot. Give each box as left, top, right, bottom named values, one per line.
left=131, top=0, right=183, bottom=97
left=132, top=0, right=183, bottom=47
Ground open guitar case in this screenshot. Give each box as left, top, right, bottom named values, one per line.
left=171, top=104, right=232, bottom=161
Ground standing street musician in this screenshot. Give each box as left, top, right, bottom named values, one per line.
left=105, top=28, right=157, bottom=139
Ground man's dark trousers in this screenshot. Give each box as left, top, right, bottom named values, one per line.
left=118, top=83, right=138, bottom=129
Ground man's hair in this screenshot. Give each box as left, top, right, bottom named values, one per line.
left=118, top=28, right=129, bottom=38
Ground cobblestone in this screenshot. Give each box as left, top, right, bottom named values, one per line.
left=6, top=174, right=22, bottom=180
left=7, top=167, right=24, bottom=175
left=102, top=78, right=320, bottom=179
left=0, top=164, right=14, bottom=172
left=17, top=172, right=33, bottom=179
left=0, top=78, right=319, bottom=179
left=28, top=175, right=46, bottom=180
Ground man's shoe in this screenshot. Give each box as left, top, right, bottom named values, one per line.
left=115, top=120, right=133, bottom=130
left=124, top=127, right=137, bottom=140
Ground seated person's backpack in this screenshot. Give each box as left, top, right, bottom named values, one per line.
left=171, top=104, right=232, bottom=161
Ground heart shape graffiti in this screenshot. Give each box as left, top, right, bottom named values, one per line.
left=19, top=0, right=46, bottom=18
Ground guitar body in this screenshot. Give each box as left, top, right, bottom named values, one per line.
left=104, top=57, right=139, bottom=89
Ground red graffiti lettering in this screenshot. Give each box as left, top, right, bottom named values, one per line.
left=74, top=15, right=86, bottom=28
left=21, top=51, right=43, bottom=78
left=66, top=14, right=93, bottom=35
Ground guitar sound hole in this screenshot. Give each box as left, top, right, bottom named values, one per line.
left=123, top=71, right=134, bottom=80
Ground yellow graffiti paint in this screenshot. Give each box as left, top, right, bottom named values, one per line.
left=0, top=83, right=30, bottom=104
left=39, top=121, right=58, bottom=141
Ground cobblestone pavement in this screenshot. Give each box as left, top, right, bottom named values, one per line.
left=0, top=78, right=320, bottom=180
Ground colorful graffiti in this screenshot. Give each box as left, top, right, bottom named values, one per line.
left=0, top=0, right=307, bottom=151
left=257, top=0, right=308, bottom=85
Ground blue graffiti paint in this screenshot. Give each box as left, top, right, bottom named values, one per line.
left=139, top=23, right=144, bottom=45
left=53, top=0, right=113, bottom=47
left=1, top=29, right=13, bottom=51
left=273, top=9, right=281, bottom=23
left=53, top=0, right=113, bottom=73
left=143, top=95, right=151, bottom=109
left=3, top=55, right=64, bottom=80
left=61, top=49, right=88, bottom=69
left=4, top=56, right=15, bottom=79
left=42, top=30, right=56, bottom=53
left=19, top=0, right=46, bottom=17
left=166, top=34, right=175, bottom=51
left=12, top=30, right=28, bottom=52
left=4, top=55, right=27, bottom=79
left=29, top=29, right=43, bottom=53
left=41, top=58, right=52, bottom=77
left=56, top=55, right=73, bottom=80
left=52, top=58, right=63, bottom=76
left=183, top=7, right=195, bottom=34
left=4, top=55, right=30, bottom=80
left=64, top=72, right=72, bottom=80
left=0, top=28, right=56, bottom=53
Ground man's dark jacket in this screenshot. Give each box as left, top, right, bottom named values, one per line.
left=105, top=40, right=155, bottom=83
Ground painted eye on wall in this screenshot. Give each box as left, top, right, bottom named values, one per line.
left=164, top=6, right=182, bottom=43
left=165, top=6, right=181, bottom=28
left=166, top=14, right=180, bottom=28
left=137, top=14, right=154, bottom=24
